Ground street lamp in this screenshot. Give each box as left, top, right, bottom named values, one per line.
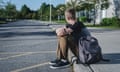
left=49, top=0, right=52, bottom=23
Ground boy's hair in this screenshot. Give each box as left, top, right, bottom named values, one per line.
left=65, top=8, right=76, bottom=20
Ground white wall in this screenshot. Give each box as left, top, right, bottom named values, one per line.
left=95, top=0, right=116, bottom=24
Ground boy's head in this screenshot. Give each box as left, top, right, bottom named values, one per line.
left=65, top=8, right=76, bottom=23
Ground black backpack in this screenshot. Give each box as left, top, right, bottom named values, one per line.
left=77, top=36, right=109, bottom=64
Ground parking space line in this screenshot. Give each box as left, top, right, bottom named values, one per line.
left=0, top=52, right=34, bottom=60
left=0, top=51, right=56, bottom=54
left=0, top=51, right=56, bottom=60
left=10, top=62, right=49, bottom=72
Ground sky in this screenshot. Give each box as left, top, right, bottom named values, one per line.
left=3, top=0, right=65, bottom=10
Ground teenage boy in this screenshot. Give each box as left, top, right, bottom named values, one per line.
left=49, top=8, right=90, bottom=69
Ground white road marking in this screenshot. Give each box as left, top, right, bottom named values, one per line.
left=0, top=52, right=33, bottom=60
left=0, top=51, right=56, bottom=60
left=0, top=51, right=56, bottom=54
left=10, top=62, right=49, bottom=72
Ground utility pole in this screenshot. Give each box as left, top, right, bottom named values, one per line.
left=49, top=0, right=52, bottom=23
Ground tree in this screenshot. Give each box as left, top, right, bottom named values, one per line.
left=37, top=3, right=57, bottom=21
left=92, top=0, right=109, bottom=25
left=20, top=4, right=31, bottom=19
left=0, top=8, right=6, bottom=18
left=56, top=4, right=66, bottom=20
left=0, top=0, right=6, bottom=8
left=32, top=12, right=37, bottom=19
left=66, top=0, right=89, bottom=20
left=0, top=0, right=4, bottom=8
left=5, top=2, right=17, bottom=19
left=66, top=0, right=78, bottom=9
left=37, top=3, right=47, bottom=20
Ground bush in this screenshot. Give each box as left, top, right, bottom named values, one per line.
left=100, top=17, right=120, bottom=27
left=111, top=17, right=120, bottom=27
left=100, top=18, right=112, bottom=26
left=79, top=16, right=87, bottom=22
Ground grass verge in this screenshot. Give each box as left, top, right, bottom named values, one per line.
left=85, top=24, right=120, bottom=29
left=0, top=21, right=7, bottom=24
left=53, top=20, right=66, bottom=24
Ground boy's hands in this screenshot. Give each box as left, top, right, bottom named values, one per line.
left=56, top=27, right=66, bottom=36
left=56, top=27, right=73, bottom=37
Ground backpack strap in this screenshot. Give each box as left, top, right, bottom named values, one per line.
left=70, top=56, right=79, bottom=66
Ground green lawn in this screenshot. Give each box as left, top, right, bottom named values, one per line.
left=53, top=20, right=66, bottom=24
left=53, top=20, right=120, bottom=29
left=85, top=24, right=120, bottom=29
left=0, top=21, right=6, bottom=24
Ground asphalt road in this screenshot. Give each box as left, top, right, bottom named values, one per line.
left=0, top=20, right=72, bottom=72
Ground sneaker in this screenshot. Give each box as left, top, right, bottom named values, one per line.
left=49, top=59, right=61, bottom=65
left=50, top=59, right=70, bottom=69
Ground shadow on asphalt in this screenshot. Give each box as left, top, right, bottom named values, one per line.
left=0, top=24, right=48, bottom=27
left=76, top=53, right=120, bottom=65
left=89, top=29, right=115, bottom=33
left=0, top=31, right=56, bottom=38
left=0, top=26, right=52, bottom=31
left=0, top=37, right=57, bottom=41
left=95, top=53, right=120, bottom=64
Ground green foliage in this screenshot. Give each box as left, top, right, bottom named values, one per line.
left=100, top=17, right=120, bottom=27
left=32, top=13, right=38, bottom=19
left=79, top=16, right=87, bottom=22
left=0, top=8, right=6, bottom=18
left=0, top=0, right=110, bottom=21
left=100, top=18, right=111, bottom=26
left=37, top=2, right=61, bottom=21
left=20, top=4, right=31, bottom=19
left=56, top=4, right=66, bottom=15
left=5, top=2, right=17, bottom=19
left=0, top=21, right=6, bottom=24
left=101, top=0, right=109, bottom=10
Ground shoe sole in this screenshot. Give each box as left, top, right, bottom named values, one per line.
left=49, top=62, right=56, bottom=65
left=49, top=64, right=70, bottom=69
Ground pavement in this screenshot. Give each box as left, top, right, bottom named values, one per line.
left=0, top=20, right=120, bottom=72
left=73, top=30, right=120, bottom=72
left=0, top=20, right=72, bottom=72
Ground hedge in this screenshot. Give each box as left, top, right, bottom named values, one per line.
left=100, top=17, right=120, bottom=27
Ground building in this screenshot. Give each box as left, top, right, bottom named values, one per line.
left=96, top=0, right=120, bottom=24
left=65, top=0, right=120, bottom=24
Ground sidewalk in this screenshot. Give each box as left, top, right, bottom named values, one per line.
left=48, top=23, right=120, bottom=72
left=74, top=30, right=120, bottom=72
